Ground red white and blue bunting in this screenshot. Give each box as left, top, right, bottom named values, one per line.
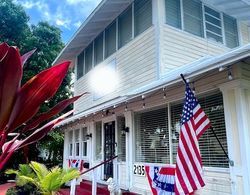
left=68, top=159, right=84, bottom=172
left=145, top=165, right=175, bottom=195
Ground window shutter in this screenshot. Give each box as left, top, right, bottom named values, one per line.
left=171, top=92, right=228, bottom=168
left=118, top=6, right=132, bottom=49
left=85, top=44, right=93, bottom=74
left=77, top=51, right=84, bottom=79
left=223, top=14, right=239, bottom=48
left=204, top=6, right=223, bottom=43
left=105, top=21, right=117, bottom=58
left=165, top=0, right=181, bottom=29
left=95, top=122, right=102, bottom=160
left=183, top=0, right=203, bottom=37
left=135, top=107, right=170, bottom=163
left=94, top=33, right=104, bottom=66
left=134, top=0, right=152, bottom=37
left=117, top=116, right=126, bottom=161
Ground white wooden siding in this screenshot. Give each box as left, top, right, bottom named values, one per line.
left=74, top=27, right=157, bottom=114
left=239, top=22, right=250, bottom=45
left=160, top=25, right=230, bottom=75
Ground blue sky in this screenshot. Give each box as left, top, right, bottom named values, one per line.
left=13, top=0, right=102, bottom=43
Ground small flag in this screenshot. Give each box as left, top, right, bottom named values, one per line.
left=145, top=165, right=175, bottom=194
left=174, top=83, right=211, bottom=194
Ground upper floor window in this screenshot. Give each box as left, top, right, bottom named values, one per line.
left=118, top=6, right=132, bottom=49
left=94, top=32, right=104, bottom=66
left=85, top=44, right=93, bottom=74
left=134, top=0, right=152, bottom=37
left=76, top=0, right=152, bottom=80
left=105, top=21, right=117, bottom=59
left=77, top=51, right=84, bottom=80
left=165, top=0, right=239, bottom=48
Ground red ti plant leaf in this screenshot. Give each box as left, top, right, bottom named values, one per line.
left=7, top=61, right=70, bottom=132
left=0, top=43, right=9, bottom=61
left=17, top=110, right=73, bottom=149
left=21, top=49, right=36, bottom=66
left=22, top=94, right=85, bottom=132
left=0, top=134, right=20, bottom=170
left=0, top=45, right=22, bottom=131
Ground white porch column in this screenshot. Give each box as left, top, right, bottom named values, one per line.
left=219, top=79, right=250, bottom=195
left=63, top=130, right=69, bottom=169
left=124, top=111, right=133, bottom=189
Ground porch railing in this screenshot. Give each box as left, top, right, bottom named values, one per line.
left=70, top=155, right=118, bottom=195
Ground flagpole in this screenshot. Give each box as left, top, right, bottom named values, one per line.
left=180, top=74, right=234, bottom=167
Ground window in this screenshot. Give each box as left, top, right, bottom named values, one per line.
left=223, top=14, right=239, bottom=48
left=165, top=0, right=239, bottom=48
left=135, top=107, right=170, bottom=163
left=69, top=131, right=73, bottom=156
left=165, top=0, right=181, bottom=29
left=118, top=6, right=132, bottom=48
left=204, top=6, right=223, bottom=43
left=117, top=116, right=126, bottom=161
left=75, top=129, right=80, bottom=157
left=183, top=0, right=203, bottom=37
left=105, top=21, right=117, bottom=58
left=85, top=44, right=93, bottom=74
left=95, top=122, right=102, bottom=160
left=94, top=33, right=104, bottom=66
left=171, top=93, right=228, bottom=168
left=77, top=51, right=84, bottom=79
left=82, top=127, right=88, bottom=157
left=134, top=0, right=152, bottom=37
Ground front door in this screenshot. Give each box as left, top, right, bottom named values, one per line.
left=104, top=121, right=115, bottom=180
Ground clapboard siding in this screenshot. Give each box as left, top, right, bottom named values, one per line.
left=239, top=62, right=250, bottom=81
left=74, top=27, right=157, bottom=114
left=161, top=25, right=230, bottom=74
left=240, top=22, right=250, bottom=45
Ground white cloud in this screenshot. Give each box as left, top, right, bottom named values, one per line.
left=66, top=0, right=98, bottom=5
left=74, top=21, right=82, bottom=28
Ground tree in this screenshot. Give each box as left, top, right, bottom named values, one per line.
left=0, top=0, right=72, bottom=167
left=0, top=0, right=30, bottom=49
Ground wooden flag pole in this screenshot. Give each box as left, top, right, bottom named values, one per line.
left=180, top=74, right=234, bottom=167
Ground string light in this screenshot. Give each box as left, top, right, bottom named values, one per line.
left=192, top=82, right=196, bottom=93
left=228, top=67, right=233, bottom=80
left=163, top=87, right=166, bottom=99
left=125, top=104, right=128, bottom=112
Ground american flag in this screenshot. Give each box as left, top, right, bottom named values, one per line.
left=174, top=84, right=211, bottom=194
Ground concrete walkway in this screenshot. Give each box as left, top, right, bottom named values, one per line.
left=0, top=183, right=15, bottom=195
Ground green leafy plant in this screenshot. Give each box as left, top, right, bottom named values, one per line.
left=0, top=43, right=85, bottom=170
left=6, top=161, right=80, bottom=195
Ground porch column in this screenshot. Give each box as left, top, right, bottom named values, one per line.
left=63, top=130, right=69, bottom=169
left=124, top=111, right=133, bottom=189
left=219, top=79, right=250, bottom=195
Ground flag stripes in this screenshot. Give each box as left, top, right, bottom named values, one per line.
left=174, top=85, right=210, bottom=195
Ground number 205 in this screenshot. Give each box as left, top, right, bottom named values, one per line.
left=133, top=165, right=145, bottom=176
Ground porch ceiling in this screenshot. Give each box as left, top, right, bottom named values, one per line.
left=53, top=0, right=132, bottom=65
left=203, top=0, right=250, bottom=24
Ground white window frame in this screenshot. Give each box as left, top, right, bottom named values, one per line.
left=81, top=127, right=88, bottom=158
left=75, top=129, right=80, bottom=157
left=68, top=130, right=74, bottom=158
left=164, top=0, right=239, bottom=48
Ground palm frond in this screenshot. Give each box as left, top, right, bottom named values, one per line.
left=29, top=161, right=49, bottom=181
left=60, top=168, right=80, bottom=185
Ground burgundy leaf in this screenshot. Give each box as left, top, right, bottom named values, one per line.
left=21, top=49, right=36, bottom=66
left=0, top=46, right=22, bottom=131
left=23, top=94, right=84, bottom=132
left=7, top=61, right=70, bottom=131
left=17, top=111, right=73, bottom=149
left=0, top=43, right=9, bottom=61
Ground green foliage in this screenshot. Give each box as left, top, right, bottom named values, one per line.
left=6, top=162, right=80, bottom=195
left=0, top=0, right=72, bottom=167
left=0, top=0, right=30, bottom=48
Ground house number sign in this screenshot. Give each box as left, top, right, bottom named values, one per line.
left=133, top=164, right=146, bottom=176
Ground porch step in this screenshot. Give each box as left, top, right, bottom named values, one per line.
left=79, top=180, right=109, bottom=195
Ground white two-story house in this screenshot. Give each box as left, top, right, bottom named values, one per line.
left=54, top=0, right=250, bottom=194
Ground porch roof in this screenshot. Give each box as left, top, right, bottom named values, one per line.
left=56, top=43, right=250, bottom=128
